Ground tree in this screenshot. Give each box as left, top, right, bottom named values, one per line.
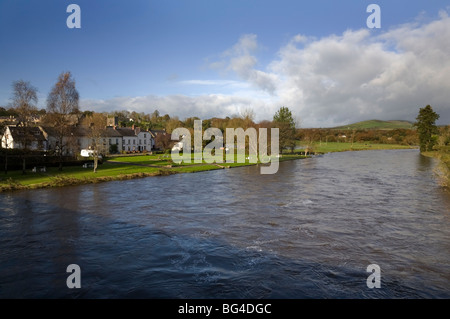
left=165, top=116, right=182, bottom=134
left=10, top=80, right=38, bottom=126
left=273, top=106, right=296, bottom=153
left=46, top=72, right=80, bottom=170
left=9, top=80, right=39, bottom=174
left=82, top=113, right=107, bottom=173
left=414, top=105, right=440, bottom=152
left=155, top=132, right=175, bottom=151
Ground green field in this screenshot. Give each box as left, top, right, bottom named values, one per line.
left=309, top=142, right=415, bottom=153
left=332, top=120, right=414, bottom=130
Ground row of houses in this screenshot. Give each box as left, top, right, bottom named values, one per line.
left=0, top=124, right=168, bottom=155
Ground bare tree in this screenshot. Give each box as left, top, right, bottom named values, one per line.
left=10, top=80, right=38, bottom=126
left=155, top=132, right=175, bottom=151
left=46, top=72, right=80, bottom=170
left=9, top=80, right=39, bottom=174
left=82, top=113, right=107, bottom=173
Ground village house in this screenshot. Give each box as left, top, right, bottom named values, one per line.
left=114, top=125, right=153, bottom=152
left=41, top=125, right=125, bottom=156
left=1, top=125, right=48, bottom=151
left=1, top=121, right=155, bottom=155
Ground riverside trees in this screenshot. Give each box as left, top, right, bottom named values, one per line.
left=273, top=106, right=296, bottom=153
left=46, top=72, right=80, bottom=170
left=9, top=80, right=39, bottom=174
left=414, top=105, right=440, bottom=152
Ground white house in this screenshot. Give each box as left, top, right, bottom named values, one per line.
left=1, top=123, right=154, bottom=155
left=115, top=126, right=153, bottom=152
left=40, top=125, right=124, bottom=156
left=1, top=125, right=48, bottom=151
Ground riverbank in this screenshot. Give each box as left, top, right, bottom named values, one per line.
left=299, top=141, right=416, bottom=154
left=0, top=142, right=414, bottom=192
left=422, top=148, right=450, bottom=188
left=0, top=153, right=306, bottom=192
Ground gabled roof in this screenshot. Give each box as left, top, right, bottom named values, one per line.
left=7, top=126, right=46, bottom=142
left=104, top=127, right=123, bottom=137
left=114, top=127, right=151, bottom=137
left=149, top=129, right=167, bottom=138
left=114, top=127, right=137, bottom=137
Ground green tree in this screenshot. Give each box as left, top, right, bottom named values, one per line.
left=414, top=105, right=440, bottom=152
left=273, top=106, right=296, bottom=153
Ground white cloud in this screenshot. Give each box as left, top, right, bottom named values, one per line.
left=213, top=34, right=279, bottom=94
left=268, top=11, right=450, bottom=127
left=84, top=11, right=450, bottom=127
left=81, top=94, right=274, bottom=121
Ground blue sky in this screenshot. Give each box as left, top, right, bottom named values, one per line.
left=1, top=0, right=449, bottom=127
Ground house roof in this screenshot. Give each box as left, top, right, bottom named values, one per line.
left=104, top=127, right=123, bottom=137
left=114, top=127, right=151, bottom=137
left=149, top=129, right=167, bottom=138
left=7, top=126, right=46, bottom=142
left=115, top=127, right=137, bottom=137
left=41, top=125, right=128, bottom=138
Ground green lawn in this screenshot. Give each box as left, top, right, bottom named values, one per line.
left=332, top=120, right=414, bottom=130
left=0, top=162, right=161, bottom=191
left=108, top=154, right=176, bottom=166
left=303, top=142, right=415, bottom=153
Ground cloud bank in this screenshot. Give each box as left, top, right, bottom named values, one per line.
left=82, top=11, right=450, bottom=127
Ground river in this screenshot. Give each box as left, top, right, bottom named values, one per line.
left=0, top=149, right=449, bottom=298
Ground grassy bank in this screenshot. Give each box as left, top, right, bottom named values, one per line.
left=294, top=141, right=416, bottom=154
left=0, top=143, right=413, bottom=192
left=0, top=152, right=306, bottom=192
left=422, top=147, right=450, bottom=188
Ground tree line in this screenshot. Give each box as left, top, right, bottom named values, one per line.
left=2, top=71, right=448, bottom=174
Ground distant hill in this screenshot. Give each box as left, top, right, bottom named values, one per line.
left=332, top=120, right=414, bottom=130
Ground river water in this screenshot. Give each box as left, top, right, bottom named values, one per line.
left=0, top=149, right=449, bottom=298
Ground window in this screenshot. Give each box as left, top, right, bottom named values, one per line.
left=109, top=139, right=111, bottom=145
left=139, top=139, right=142, bottom=145
left=133, top=140, right=135, bottom=145
left=116, top=138, right=119, bottom=145
left=144, top=139, right=146, bottom=144
left=144, top=134, right=146, bottom=138
left=128, top=139, right=130, bottom=144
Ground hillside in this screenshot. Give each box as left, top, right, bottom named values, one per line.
left=332, top=120, right=414, bottom=130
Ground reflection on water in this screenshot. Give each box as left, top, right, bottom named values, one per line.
left=0, top=149, right=449, bottom=298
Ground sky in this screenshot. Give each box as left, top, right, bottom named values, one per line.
left=0, top=0, right=449, bottom=127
